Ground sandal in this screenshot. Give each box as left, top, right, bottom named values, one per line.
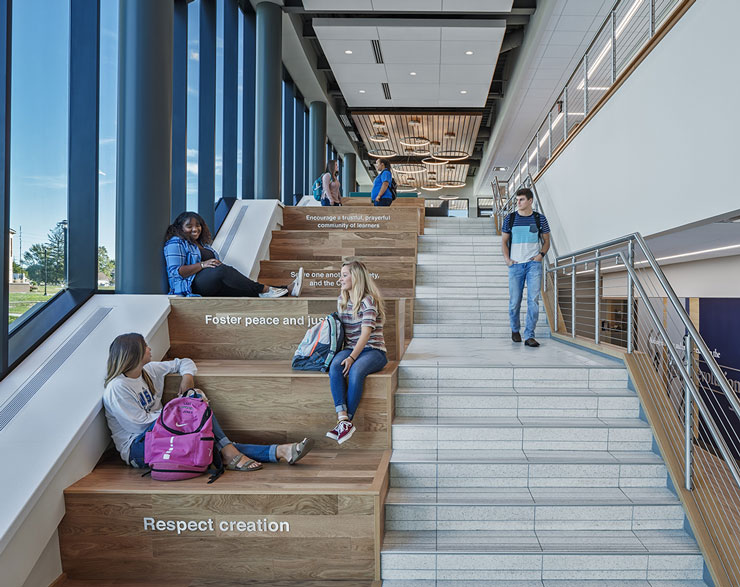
left=287, top=437, right=315, bottom=465
left=226, top=454, right=263, bottom=472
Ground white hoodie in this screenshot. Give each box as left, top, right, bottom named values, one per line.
left=103, top=358, right=197, bottom=464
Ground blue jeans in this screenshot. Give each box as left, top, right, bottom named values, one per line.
left=128, top=410, right=278, bottom=468
left=321, top=197, right=340, bottom=206
left=373, top=198, right=392, bottom=207
left=329, top=347, right=388, bottom=419
left=508, top=260, right=542, bottom=340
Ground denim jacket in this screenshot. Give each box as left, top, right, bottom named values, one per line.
left=163, top=236, right=220, bottom=296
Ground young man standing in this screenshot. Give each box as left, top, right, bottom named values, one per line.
left=501, top=188, right=551, bottom=347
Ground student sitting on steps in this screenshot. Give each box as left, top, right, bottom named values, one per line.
left=326, top=260, right=388, bottom=444
left=164, top=211, right=303, bottom=298
left=103, top=333, right=314, bottom=472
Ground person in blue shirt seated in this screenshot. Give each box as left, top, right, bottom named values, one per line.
left=370, top=158, right=393, bottom=207
left=163, top=211, right=303, bottom=298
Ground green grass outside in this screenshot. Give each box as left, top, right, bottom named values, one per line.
left=9, top=286, right=64, bottom=324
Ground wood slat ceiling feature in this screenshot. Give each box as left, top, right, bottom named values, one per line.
left=352, top=111, right=481, bottom=185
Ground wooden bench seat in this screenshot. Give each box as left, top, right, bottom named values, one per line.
left=163, top=359, right=398, bottom=450
left=59, top=449, right=390, bottom=583
left=269, top=230, right=417, bottom=262
left=337, top=197, right=425, bottom=234
left=258, top=259, right=415, bottom=298
left=282, top=206, right=422, bottom=235
left=167, top=296, right=406, bottom=362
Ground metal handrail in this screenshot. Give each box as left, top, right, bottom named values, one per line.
left=501, top=0, right=686, bottom=195
left=548, top=233, right=740, bottom=497
left=554, top=232, right=740, bottom=425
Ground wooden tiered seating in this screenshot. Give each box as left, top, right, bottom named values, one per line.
left=338, top=197, right=425, bottom=234
left=258, top=259, right=416, bottom=298
left=59, top=449, right=390, bottom=584
left=167, top=297, right=406, bottom=362
left=58, top=205, right=420, bottom=584
left=282, top=206, right=423, bottom=235
left=269, top=230, right=417, bottom=261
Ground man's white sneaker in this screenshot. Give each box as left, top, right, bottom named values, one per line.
left=289, top=267, right=304, bottom=297
left=258, top=287, right=289, bottom=298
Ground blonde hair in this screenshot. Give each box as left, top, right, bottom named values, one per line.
left=338, top=260, right=385, bottom=324
left=105, top=333, right=154, bottom=392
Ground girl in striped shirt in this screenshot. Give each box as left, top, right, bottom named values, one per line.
left=326, top=260, right=388, bottom=444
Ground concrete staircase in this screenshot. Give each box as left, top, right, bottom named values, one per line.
left=414, top=218, right=548, bottom=338
left=381, top=217, right=708, bottom=585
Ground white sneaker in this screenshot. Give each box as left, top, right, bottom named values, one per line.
left=258, top=287, right=289, bottom=298
left=289, top=267, right=304, bottom=297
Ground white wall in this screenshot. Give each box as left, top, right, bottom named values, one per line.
left=534, top=0, right=740, bottom=254
left=603, top=255, right=740, bottom=299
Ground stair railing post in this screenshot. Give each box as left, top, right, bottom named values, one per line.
left=553, top=262, right=559, bottom=332
left=571, top=256, right=576, bottom=338
left=563, top=87, right=569, bottom=141
left=649, top=0, right=656, bottom=37
left=535, top=132, right=540, bottom=174
left=583, top=54, right=589, bottom=116
left=684, top=333, right=694, bottom=491
left=595, top=249, right=600, bottom=344
left=548, top=111, right=552, bottom=159
left=611, top=10, right=617, bottom=84
left=627, top=240, right=635, bottom=353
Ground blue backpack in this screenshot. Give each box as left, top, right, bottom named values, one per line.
left=292, top=313, right=344, bottom=372
left=312, top=174, right=325, bottom=201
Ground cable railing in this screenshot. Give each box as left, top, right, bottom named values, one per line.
left=544, top=232, right=740, bottom=585
left=501, top=0, right=687, bottom=196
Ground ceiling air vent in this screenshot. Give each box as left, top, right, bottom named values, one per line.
left=382, top=83, right=391, bottom=100
left=349, top=131, right=358, bottom=141
left=371, top=40, right=383, bottom=64
left=339, top=114, right=351, bottom=127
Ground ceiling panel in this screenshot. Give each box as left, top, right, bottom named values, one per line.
left=372, top=0, right=442, bottom=11
left=314, top=18, right=505, bottom=108
left=352, top=111, right=481, bottom=189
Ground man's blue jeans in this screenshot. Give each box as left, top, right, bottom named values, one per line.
left=508, top=260, right=542, bottom=340
left=329, top=347, right=388, bottom=419
left=128, top=411, right=278, bottom=468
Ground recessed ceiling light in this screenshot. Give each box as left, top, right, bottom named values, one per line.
left=345, top=50, right=353, bottom=54
left=494, top=166, right=507, bottom=172
left=460, top=90, right=468, bottom=94
left=410, top=71, right=417, bottom=76
left=465, top=50, right=474, bottom=55
left=359, top=90, right=366, bottom=94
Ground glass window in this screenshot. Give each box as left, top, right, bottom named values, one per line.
left=98, top=0, right=118, bottom=291
left=186, top=0, right=200, bottom=211
left=9, top=0, right=71, bottom=326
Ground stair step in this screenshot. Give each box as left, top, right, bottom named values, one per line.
left=392, top=418, right=652, bottom=452
left=385, top=503, right=685, bottom=532
left=385, top=486, right=678, bottom=505
left=394, top=389, right=639, bottom=419
left=412, top=325, right=550, bottom=338
left=381, top=531, right=704, bottom=580
left=382, top=581, right=709, bottom=587
left=397, top=366, right=629, bottom=390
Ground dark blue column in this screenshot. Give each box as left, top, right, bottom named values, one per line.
left=343, top=152, right=356, bottom=197
left=116, top=0, right=173, bottom=294
left=281, top=79, right=294, bottom=205
left=68, top=0, right=100, bottom=291
left=241, top=5, right=255, bottom=199
left=293, top=97, right=304, bottom=203
left=171, top=0, right=187, bottom=219
left=222, top=0, right=238, bottom=198
left=0, top=0, right=11, bottom=372
left=308, top=101, right=326, bottom=187
left=198, top=0, right=216, bottom=228
left=254, top=1, right=281, bottom=200
left=303, top=108, right=310, bottom=194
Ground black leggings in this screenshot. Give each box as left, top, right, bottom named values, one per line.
left=191, top=264, right=266, bottom=297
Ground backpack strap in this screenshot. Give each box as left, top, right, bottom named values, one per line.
left=533, top=211, right=542, bottom=243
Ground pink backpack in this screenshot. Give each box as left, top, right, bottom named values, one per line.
left=144, top=397, right=215, bottom=481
